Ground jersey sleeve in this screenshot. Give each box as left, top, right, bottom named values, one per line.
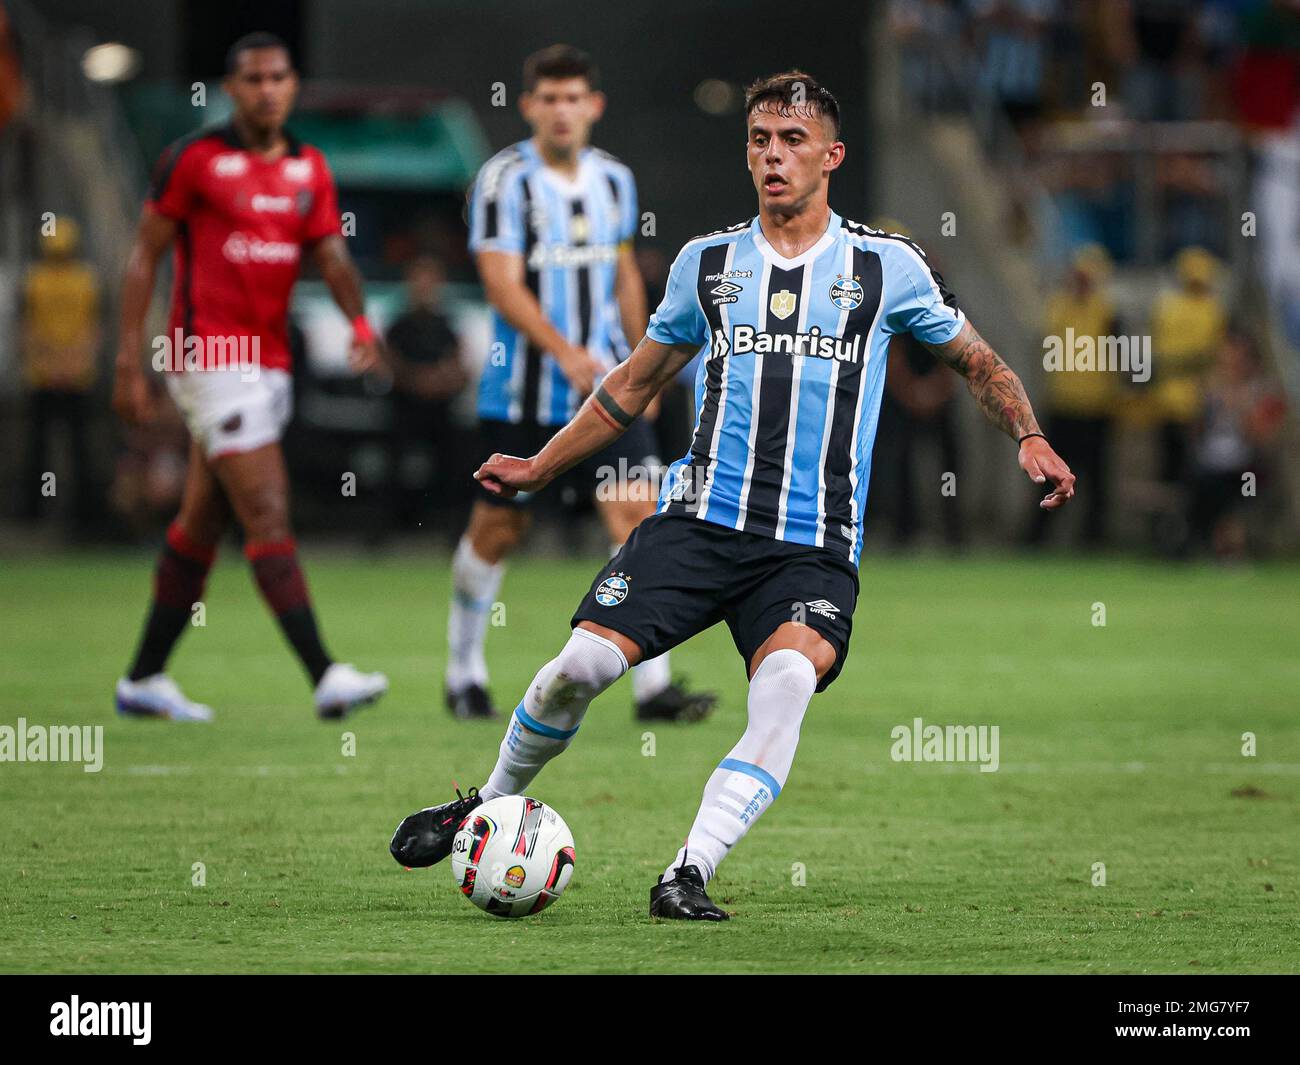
left=646, top=244, right=707, bottom=347
left=615, top=166, right=638, bottom=245
left=147, top=139, right=202, bottom=220
left=883, top=242, right=965, bottom=344
left=302, top=152, right=342, bottom=243
left=468, top=158, right=526, bottom=255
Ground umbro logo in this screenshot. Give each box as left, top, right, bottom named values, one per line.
left=710, top=280, right=742, bottom=306
left=805, top=599, right=839, bottom=619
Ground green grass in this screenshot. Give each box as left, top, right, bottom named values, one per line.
left=1, top=549, right=1297, bottom=973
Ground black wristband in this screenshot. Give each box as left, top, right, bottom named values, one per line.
left=1018, top=432, right=1048, bottom=446
left=594, top=384, right=635, bottom=430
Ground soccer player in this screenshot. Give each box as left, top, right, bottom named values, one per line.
left=390, top=72, right=1075, bottom=918
left=448, top=44, right=714, bottom=723
left=111, top=33, right=388, bottom=721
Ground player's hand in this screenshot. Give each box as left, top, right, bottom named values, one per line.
left=112, top=364, right=154, bottom=426
left=349, top=336, right=384, bottom=375
left=473, top=453, right=548, bottom=499
left=554, top=344, right=602, bottom=398
left=1019, top=436, right=1075, bottom=510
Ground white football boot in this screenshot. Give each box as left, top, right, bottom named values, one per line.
left=115, top=674, right=215, bottom=722
left=314, top=663, right=388, bottom=720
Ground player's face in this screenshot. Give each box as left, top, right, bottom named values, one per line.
left=521, top=77, right=604, bottom=156
left=747, top=105, right=844, bottom=214
left=224, top=48, right=298, bottom=134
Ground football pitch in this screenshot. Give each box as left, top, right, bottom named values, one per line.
left=1, top=550, right=1296, bottom=974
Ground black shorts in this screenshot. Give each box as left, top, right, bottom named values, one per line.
left=476, top=417, right=661, bottom=508
left=571, top=512, right=859, bottom=692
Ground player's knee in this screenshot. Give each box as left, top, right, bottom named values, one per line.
left=532, top=628, right=629, bottom=721
left=237, top=488, right=290, bottom=543
left=754, top=625, right=835, bottom=681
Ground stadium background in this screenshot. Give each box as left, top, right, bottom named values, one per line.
left=0, top=0, right=1298, bottom=976
left=3, top=0, right=1296, bottom=555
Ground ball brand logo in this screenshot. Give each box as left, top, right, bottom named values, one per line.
left=222, top=232, right=299, bottom=265
left=211, top=152, right=249, bottom=177
left=504, top=865, right=526, bottom=888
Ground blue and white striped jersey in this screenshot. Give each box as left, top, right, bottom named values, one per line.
left=648, top=212, right=964, bottom=565
left=468, top=139, right=639, bottom=426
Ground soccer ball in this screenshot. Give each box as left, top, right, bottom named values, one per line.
left=450, top=795, right=576, bottom=918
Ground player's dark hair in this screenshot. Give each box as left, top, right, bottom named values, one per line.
left=523, top=44, right=599, bottom=92
left=744, top=71, right=840, bottom=139
left=225, top=31, right=292, bottom=75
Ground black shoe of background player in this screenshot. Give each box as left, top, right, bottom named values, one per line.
left=446, top=683, right=499, bottom=720
left=649, top=864, right=729, bottom=921
left=390, top=786, right=483, bottom=868
left=636, top=680, right=717, bottom=724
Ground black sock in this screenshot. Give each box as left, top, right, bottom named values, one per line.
left=128, top=525, right=215, bottom=681
left=276, top=605, right=333, bottom=686
left=247, top=543, right=333, bottom=686
left=128, top=604, right=192, bottom=681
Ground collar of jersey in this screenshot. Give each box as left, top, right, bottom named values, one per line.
left=750, top=210, right=840, bottom=270
left=216, top=122, right=303, bottom=158
left=521, top=139, right=591, bottom=194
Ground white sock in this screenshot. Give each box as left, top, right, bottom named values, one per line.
left=480, top=628, right=628, bottom=801
left=446, top=537, right=504, bottom=693
left=663, top=648, right=816, bottom=884
left=633, top=652, right=672, bottom=703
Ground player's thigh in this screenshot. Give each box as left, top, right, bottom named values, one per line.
left=726, top=549, right=859, bottom=693
left=210, top=443, right=292, bottom=542
left=586, top=419, right=661, bottom=544
left=176, top=441, right=232, bottom=543
left=570, top=513, right=729, bottom=666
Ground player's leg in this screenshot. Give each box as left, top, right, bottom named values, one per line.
left=445, top=498, right=529, bottom=718
left=116, top=441, right=231, bottom=721
left=589, top=422, right=716, bottom=723
left=212, top=440, right=385, bottom=717
left=651, top=549, right=856, bottom=920
left=390, top=513, right=724, bottom=869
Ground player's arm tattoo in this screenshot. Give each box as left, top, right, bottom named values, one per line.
left=924, top=322, right=1041, bottom=441
left=592, top=383, right=635, bottom=431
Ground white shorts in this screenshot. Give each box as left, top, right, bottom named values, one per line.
left=165, top=367, right=293, bottom=459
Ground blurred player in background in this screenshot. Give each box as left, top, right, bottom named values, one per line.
left=448, top=44, right=715, bottom=723
left=111, top=32, right=388, bottom=721
left=21, top=218, right=100, bottom=530
left=391, top=71, right=1075, bottom=918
